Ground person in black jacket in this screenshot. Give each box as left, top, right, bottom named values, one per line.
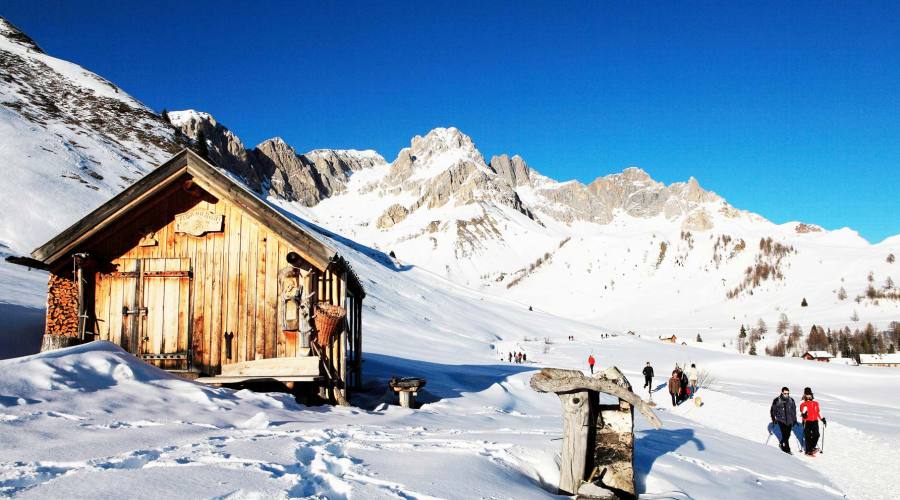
left=642, top=362, right=655, bottom=392
left=770, top=386, right=798, bottom=454
left=679, top=369, right=689, bottom=403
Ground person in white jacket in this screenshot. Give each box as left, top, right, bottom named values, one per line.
left=686, top=363, right=699, bottom=398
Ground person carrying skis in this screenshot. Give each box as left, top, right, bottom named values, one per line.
left=686, top=363, right=699, bottom=398
left=642, top=362, right=654, bottom=391
left=770, top=386, right=798, bottom=454
left=587, top=354, right=596, bottom=374
left=800, top=387, right=826, bottom=456
left=668, top=370, right=681, bottom=406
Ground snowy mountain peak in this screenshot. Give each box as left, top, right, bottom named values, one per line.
left=412, top=126, right=476, bottom=153
left=0, top=17, right=42, bottom=53
left=167, top=109, right=217, bottom=128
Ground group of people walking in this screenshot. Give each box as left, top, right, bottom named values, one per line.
left=770, top=386, right=827, bottom=456
left=665, top=363, right=698, bottom=406
left=508, top=351, right=527, bottom=364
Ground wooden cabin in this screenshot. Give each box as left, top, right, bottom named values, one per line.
left=658, top=335, right=677, bottom=344
left=17, top=150, right=364, bottom=403
left=801, top=351, right=833, bottom=362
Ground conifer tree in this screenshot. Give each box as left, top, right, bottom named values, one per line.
left=801, top=297, right=808, bottom=307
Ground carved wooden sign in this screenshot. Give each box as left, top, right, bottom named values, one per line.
left=174, top=209, right=224, bottom=236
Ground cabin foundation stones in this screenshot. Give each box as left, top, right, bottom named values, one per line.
left=531, top=367, right=661, bottom=499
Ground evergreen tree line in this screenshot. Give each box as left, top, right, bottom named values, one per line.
left=738, top=316, right=900, bottom=361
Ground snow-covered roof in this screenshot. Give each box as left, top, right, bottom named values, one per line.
left=803, top=351, right=834, bottom=359
left=859, top=353, right=900, bottom=364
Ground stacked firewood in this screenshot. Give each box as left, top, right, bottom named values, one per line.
left=45, top=273, right=78, bottom=337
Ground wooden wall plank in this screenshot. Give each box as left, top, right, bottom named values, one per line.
left=264, top=230, right=278, bottom=359
left=176, top=258, right=190, bottom=353
left=237, top=214, right=252, bottom=362
left=94, top=271, right=110, bottom=342
left=108, top=260, right=127, bottom=350
left=209, top=200, right=225, bottom=372
left=277, top=241, right=288, bottom=358
left=254, top=227, right=266, bottom=361
left=142, top=259, right=163, bottom=354
left=224, top=202, right=242, bottom=365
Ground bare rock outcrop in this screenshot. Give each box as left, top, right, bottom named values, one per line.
left=168, top=110, right=262, bottom=189
left=376, top=204, right=410, bottom=229
left=682, top=209, right=714, bottom=232
left=490, top=154, right=533, bottom=187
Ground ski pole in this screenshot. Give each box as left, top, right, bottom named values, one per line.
left=820, top=421, right=825, bottom=454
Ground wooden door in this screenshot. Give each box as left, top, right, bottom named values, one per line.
left=138, top=258, right=192, bottom=369
left=95, top=259, right=141, bottom=351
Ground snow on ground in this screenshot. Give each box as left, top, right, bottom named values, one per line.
left=2, top=223, right=898, bottom=499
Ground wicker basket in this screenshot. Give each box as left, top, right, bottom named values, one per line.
left=314, top=304, right=346, bottom=346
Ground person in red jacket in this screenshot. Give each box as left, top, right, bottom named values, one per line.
left=800, top=387, right=827, bottom=455
left=587, top=354, right=596, bottom=374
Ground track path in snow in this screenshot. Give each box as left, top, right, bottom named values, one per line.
left=668, top=388, right=900, bottom=500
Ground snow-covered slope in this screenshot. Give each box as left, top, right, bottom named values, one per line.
left=2, top=223, right=898, bottom=498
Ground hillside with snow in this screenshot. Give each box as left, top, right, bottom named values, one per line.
left=2, top=15, right=900, bottom=500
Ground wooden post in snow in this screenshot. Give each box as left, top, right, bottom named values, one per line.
left=531, top=367, right=661, bottom=499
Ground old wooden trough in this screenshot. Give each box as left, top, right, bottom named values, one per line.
left=531, top=367, right=662, bottom=499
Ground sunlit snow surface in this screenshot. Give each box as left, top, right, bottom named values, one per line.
left=2, top=227, right=898, bottom=498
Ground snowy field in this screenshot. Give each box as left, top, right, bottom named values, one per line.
left=2, top=228, right=899, bottom=499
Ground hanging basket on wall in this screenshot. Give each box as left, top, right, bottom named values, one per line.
left=314, top=304, right=346, bottom=347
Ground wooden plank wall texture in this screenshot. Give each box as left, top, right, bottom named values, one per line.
left=85, top=175, right=350, bottom=381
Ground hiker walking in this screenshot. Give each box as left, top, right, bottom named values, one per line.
left=522, top=352, right=527, bottom=363
left=508, top=352, right=512, bottom=363
left=686, top=363, right=699, bottom=398
left=587, top=354, right=596, bottom=374
left=770, top=386, right=798, bottom=454
left=678, top=368, right=689, bottom=403
left=642, top=362, right=654, bottom=391
left=668, top=370, right=681, bottom=406
left=800, top=387, right=826, bottom=456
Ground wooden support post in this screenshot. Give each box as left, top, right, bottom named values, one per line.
left=398, top=390, right=415, bottom=408
left=531, top=367, right=661, bottom=499
left=40, top=334, right=87, bottom=352
left=557, top=390, right=591, bottom=495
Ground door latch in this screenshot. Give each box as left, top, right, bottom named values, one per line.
left=122, top=306, right=148, bottom=316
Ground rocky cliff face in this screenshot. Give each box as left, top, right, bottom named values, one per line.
left=168, top=111, right=387, bottom=206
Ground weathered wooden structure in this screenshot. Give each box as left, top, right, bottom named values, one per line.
left=531, top=367, right=661, bottom=499
left=17, top=150, right=365, bottom=403
left=389, top=377, right=426, bottom=408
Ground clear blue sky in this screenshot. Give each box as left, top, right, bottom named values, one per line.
left=4, top=1, right=899, bottom=242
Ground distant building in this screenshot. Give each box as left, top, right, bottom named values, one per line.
left=801, top=351, right=834, bottom=362
left=658, top=335, right=677, bottom=344
left=859, top=354, right=900, bottom=367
